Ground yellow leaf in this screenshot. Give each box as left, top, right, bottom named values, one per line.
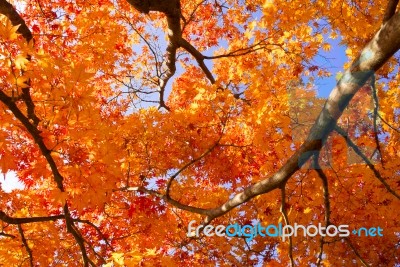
left=145, top=248, right=158, bottom=257
left=244, top=30, right=253, bottom=39
left=0, top=15, right=20, bottom=40
left=322, top=43, right=331, bottom=51
left=15, top=76, right=30, bottom=88
left=15, top=54, right=29, bottom=70
left=125, top=251, right=143, bottom=266
left=111, top=252, right=124, bottom=266
left=263, top=0, right=274, bottom=9
left=304, top=207, right=312, bottom=214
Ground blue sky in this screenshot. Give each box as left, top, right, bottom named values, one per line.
left=312, top=36, right=348, bottom=98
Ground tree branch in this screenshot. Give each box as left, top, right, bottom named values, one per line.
left=18, top=224, right=33, bottom=267
left=199, top=11, right=400, bottom=223
left=313, top=154, right=331, bottom=267
left=0, top=2, right=41, bottom=148
left=280, top=186, right=294, bottom=267
left=0, top=91, right=64, bottom=191
left=63, top=205, right=96, bottom=267
left=179, top=38, right=216, bottom=84
left=166, top=138, right=221, bottom=197
left=0, top=1, right=40, bottom=126
left=382, top=0, right=399, bottom=24
left=0, top=5, right=99, bottom=265
left=0, top=231, right=15, bottom=238
left=0, top=210, right=64, bottom=224
left=126, top=0, right=182, bottom=111
left=335, top=125, right=400, bottom=200
left=75, top=219, right=112, bottom=250
left=378, top=113, right=400, bottom=133
left=121, top=186, right=210, bottom=215
left=0, top=0, right=33, bottom=42
left=0, top=1, right=65, bottom=191
left=344, top=238, right=370, bottom=267
left=370, top=76, right=383, bottom=165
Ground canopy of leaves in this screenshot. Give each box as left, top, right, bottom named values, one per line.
left=0, top=0, right=399, bottom=266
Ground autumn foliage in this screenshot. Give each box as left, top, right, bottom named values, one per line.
left=0, top=0, right=399, bottom=266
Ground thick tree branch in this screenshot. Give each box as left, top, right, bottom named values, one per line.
left=370, top=76, right=383, bottom=164
left=120, top=7, right=400, bottom=226
left=21, top=87, right=40, bottom=127
left=179, top=38, right=216, bottom=84
left=127, top=0, right=182, bottom=110
left=0, top=1, right=63, bottom=190
left=0, top=91, right=65, bottom=191
left=383, top=0, right=399, bottom=24
left=0, top=1, right=39, bottom=125
left=200, top=11, right=400, bottom=223
left=0, top=0, right=64, bottom=192
left=0, top=210, right=64, bottom=224
left=0, top=0, right=33, bottom=42
left=0, top=6, right=98, bottom=265
left=127, top=0, right=218, bottom=107
left=157, top=8, right=181, bottom=111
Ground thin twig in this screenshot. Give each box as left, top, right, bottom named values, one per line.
left=344, top=238, right=370, bottom=267
left=166, top=138, right=221, bottom=197
left=313, top=154, right=330, bottom=266
left=18, top=224, right=34, bottom=267
left=280, top=186, right=294, bottom=267
left=335, top=125, right=400, bottom=200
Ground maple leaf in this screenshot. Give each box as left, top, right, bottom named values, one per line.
left=0, top=1, right=399, bottom=266
left=0, top=15, right=20, bottom=40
